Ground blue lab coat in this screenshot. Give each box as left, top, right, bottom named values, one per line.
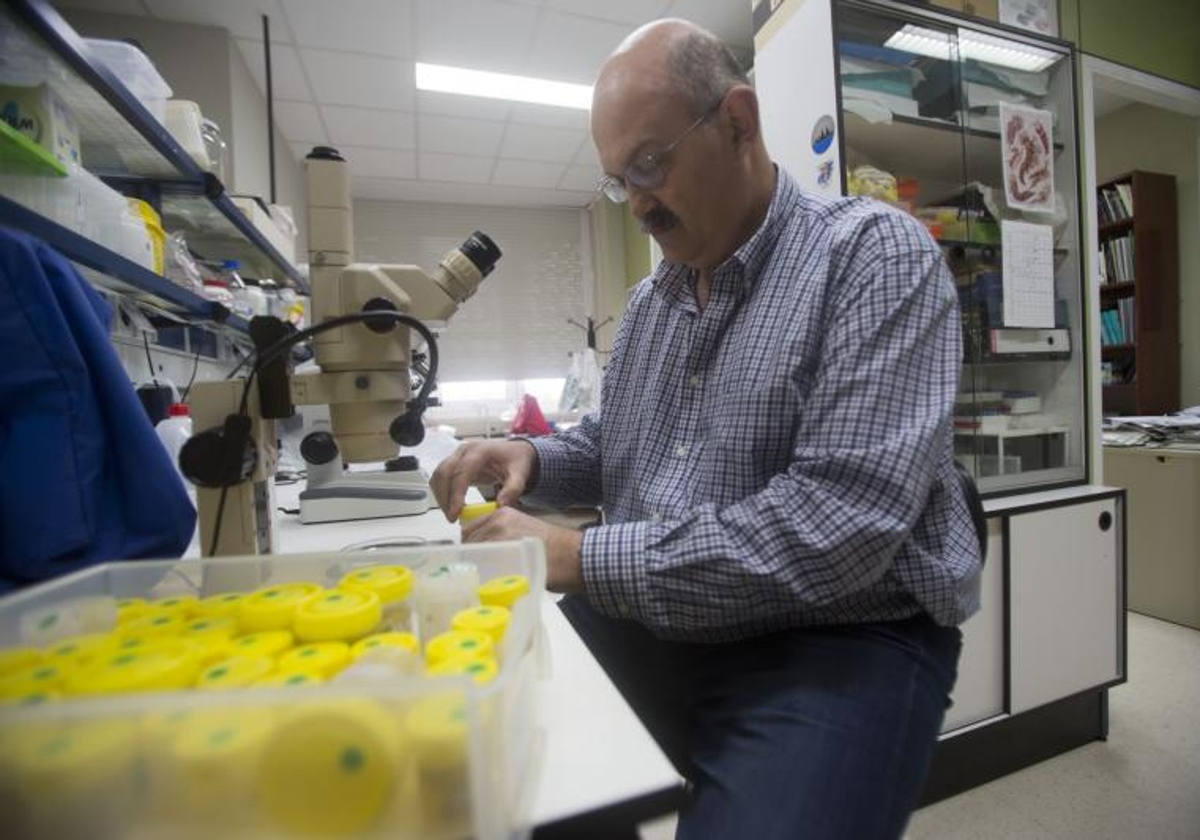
left=0, top=227, right=195, bottom=591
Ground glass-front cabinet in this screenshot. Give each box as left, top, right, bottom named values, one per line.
left=831, top=1, right=1085, bottom=495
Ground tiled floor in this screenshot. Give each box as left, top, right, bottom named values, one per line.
left=639, top=612, right=1200, bottom=839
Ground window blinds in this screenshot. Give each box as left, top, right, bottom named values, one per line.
left=351, top=199, right=587, bottom=381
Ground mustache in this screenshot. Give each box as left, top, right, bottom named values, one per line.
left=641, top=205, right=678, bottom=233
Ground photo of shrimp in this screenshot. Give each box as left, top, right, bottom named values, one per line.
left=1000, top=102, right=1055, bottom=213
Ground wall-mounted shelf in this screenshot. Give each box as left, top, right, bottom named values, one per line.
left=2, top=0, right=306, bottom=291
left=1, top=195, right=247, bottom=333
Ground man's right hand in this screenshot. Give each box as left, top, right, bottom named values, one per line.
left=429, top=439, right=538, bottom=523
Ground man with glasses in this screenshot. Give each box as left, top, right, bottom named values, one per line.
left=431, top=18, right=980, bottom=840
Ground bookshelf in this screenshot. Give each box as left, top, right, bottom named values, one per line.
left=1097, top=171, right=1179, bottom=415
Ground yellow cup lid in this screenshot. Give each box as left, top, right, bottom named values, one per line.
left=277, top=641, right=351, bottom=678
left=66, top=639, right=202, bottom=695
left=120, top=610, right=188, bottom=638
left=293, top=589, right=381, bottom=643
left=195, top=592, right=246, bottom=619
left=255, top=670, right=325, bottom=688
left=351, top=632, right=419, bottom=659
left=427, top=654, right=499, bottom=685
left=239, top=582, right=323, bottom=632
left=451, top=605, right=510, bottom=643
left=478, top=574, right=531, bottom=608
left=196, top=655, right=276, bottom=690
left=181, top=615, right=238, bottom=640
left=171, top=710, right=272, bottom=765
left=42, top=633, right=115, bottom=670
left=148, top=595, right=199, bottom=618
left=258, top=701, right=400, bottom=836
left=0, top=647, right=43, bottom=676
left=7, top=720, right=138, bottom=777
left=228, top=630, right=294, bottom=660
left=405, top=694, right=468, bottom=759
left=0, top=687, right=59, bottom=707
left=340, top=565, right=414, bottom=604
left=458, top=501, right=498, bottom=524
left=0, top=661, right=70, bottom=697
left=424, top=630, right=493, bottom=666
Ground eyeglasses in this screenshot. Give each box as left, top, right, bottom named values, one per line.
left=597, top=101, right=722, bottom=203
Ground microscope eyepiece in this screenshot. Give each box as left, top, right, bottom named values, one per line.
left=459, top=231, right=501, bottom=278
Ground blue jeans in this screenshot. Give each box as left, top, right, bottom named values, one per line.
left=559, top=596, right=962, bottom=840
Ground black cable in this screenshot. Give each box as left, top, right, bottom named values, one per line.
left=207, top=310, right=439, bottom=555
left=142, top=333, right=159, bottom=387
left=180, top=345, right=203, bottom=403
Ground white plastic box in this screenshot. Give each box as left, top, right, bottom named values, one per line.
left=82, top=38, right=173, bottom=125
left=0, top=539, right=546, bottom=840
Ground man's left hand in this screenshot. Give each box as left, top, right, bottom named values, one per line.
left=461, top=506, right=583, bottom=593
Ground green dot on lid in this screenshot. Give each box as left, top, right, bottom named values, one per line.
left=209, top=728, right=234, bottom=747
left=328, top=594, right=343, bottom=602
left=238, top=637, right=254, bottom=645
left=339, top=747, right=365, bottom=774
left=38, top=614, right=58, bottom=630
left=365, top=640, right=379, bottom=647
left=356, top=572, right=370, bottom=579
left=55, top=644, right=77, bottom=655
left=461, top=640, right=477, bottom=649
left=452, top=708, right=466, bottom=722
left=41, top=736, right=71, bottom=757
left=505, top=577, right=518, bottom=584
left=114, top=654, right=136, bottom=666
left=286, top=675, right=306, bottom=685
left=163, top=599, right=179, bottom=606
left=467, top=663, right=485, bottom=674
left=264, top=591, right=281, bottom=599
left=191, top=621, right=210, bottom=630
left=21, top=693, right=49, bottom=706
left=207, top=666, right=228, bottom=680
left=300, top=648, right=316, bottom=657
left=478, top=608, right=491, bottom=615
left=152, top=617, right=170, bottom=626
left=222, top=594, right=239, bottom=602
left=32, top=667, right=56, bottom=680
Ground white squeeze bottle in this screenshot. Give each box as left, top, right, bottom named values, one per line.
left=155, top=403, right=194, bottom=493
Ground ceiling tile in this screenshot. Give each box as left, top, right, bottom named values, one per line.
left=338, top=146, right=417, bottom=179
left=416, top=91, right=511, bottom=122
left=522, top=11, right=630, bottom=84
left=415, top=0, right=540, bottom=75
left=539, top=0, right=670, bottom=26
left=662, top=0, right=753, bottom=53
left=235, top=40, right=312, bottom=102
left=493, top=159, right=566, bottom=188
left=558, top=164, right=602, bottom=192
left=352, top=177, right=595, bottom=209
left=418, top=152, right=494, bottom=184
left=272, top=100, right=327, bottom=143
left=418, top=114, right=504, bottom=157
left=508, top=102, right=590, bottom=130
left=57, top=0, right=151, bottom=16
left=572, top=140, right=600, bottom=167
left=302, top=49, right=415, bottom=110
left=321, top=105, right=415, bottom=149
left=280, top=0, right=412, bottom=57
left=143, top=0, right=288, bottom=41
left=500, top=123, right=586, bottom=163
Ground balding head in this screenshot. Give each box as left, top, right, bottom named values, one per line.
left=597, top=19, right=749, bottom=119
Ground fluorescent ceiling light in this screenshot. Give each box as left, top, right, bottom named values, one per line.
left=415, top=62, right=592, bottom=110
left=885, top=24, right=1059, bottom=73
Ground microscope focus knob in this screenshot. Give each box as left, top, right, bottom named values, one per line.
left=300, top=431, right=339, bottom=466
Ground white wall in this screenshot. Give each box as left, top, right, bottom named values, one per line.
left=1097, top=103, right=1200, bottom=407
left=351, top=199, right=587, bottom=383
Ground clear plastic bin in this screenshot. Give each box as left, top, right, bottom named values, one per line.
left=82, top=38, right=173, bottom=125
left=0, top=539, right=547, bottom=840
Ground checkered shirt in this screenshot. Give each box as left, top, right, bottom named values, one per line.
left=527, top=168, right=982, bottom=642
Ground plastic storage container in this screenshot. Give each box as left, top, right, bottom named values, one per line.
left=82, top=38, right=172, bottom=124
left=0, top=539, right=546, bottom=840
left=154, top=403, right=192, bottom=488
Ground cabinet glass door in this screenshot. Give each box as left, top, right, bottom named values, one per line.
left=834, top=0, right=1085, bottom=494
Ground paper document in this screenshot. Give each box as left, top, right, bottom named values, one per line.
left=1001, top=220, right=1055, bottom=327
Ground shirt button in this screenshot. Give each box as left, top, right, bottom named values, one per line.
left=675, top=443, right=689, bottom=456
left=688, top=374, right=701, bottom=388
left=650, top=512, right=663, bottom=523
